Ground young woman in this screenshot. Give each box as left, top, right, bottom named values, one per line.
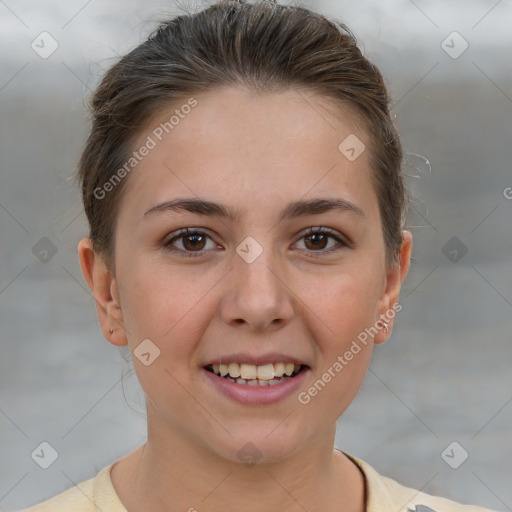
left=20, top=1, right=498, bottom=511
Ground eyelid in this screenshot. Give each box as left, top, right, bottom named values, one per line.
left=296, top=226, right=348, bottom=256
left=164, top=227, right=215, bottom=244
left=164, top=227, right=220, bottom=253
left=163, top=226, right=349, bottom=257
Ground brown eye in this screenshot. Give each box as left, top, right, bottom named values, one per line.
left=164, top=229, right=217, bottom=257
left=181, top=233, right=207, bottom=251
left=304, top=232, right=329, bottom=251
left=295, top=227, right=346, bottom=256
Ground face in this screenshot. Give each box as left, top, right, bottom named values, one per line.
left=80, top=86, right=411, bottom=464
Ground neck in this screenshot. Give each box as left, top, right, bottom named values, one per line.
left=111, top=408, right=365, bottom=512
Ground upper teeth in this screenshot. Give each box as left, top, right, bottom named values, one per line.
left=211, top=362, right=300, bottom=380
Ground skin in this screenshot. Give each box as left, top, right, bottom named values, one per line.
left=78, top=86, right=412, bottom=512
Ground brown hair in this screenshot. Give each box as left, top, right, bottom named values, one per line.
left=77, top=0, right=408, bottom=271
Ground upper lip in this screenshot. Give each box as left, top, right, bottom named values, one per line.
left=203, top=352, right=309, bottom=367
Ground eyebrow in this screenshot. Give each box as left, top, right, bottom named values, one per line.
left=143, top=197, right=366, bottom=222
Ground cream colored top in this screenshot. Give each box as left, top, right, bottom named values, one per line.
left=19, top=454, right=498, bottom=512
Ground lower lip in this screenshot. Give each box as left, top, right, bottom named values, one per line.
left=202, top=367, right=309, bottom=405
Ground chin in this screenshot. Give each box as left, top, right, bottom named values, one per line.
left=202, top=427, right=310, bottom=467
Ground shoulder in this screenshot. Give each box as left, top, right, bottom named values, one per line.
left=17, top=476, right=96, bottom=512
left=18, top=464, right=123, bottom=512
left=346, top=454, right=499, bottom=512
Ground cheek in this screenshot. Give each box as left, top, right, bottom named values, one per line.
left=119, top=255, right=211, bottom=335
left=299, top=265, right=383, bottom=346
left=299, top=278, right=376, bottom=420
left=118, top=258, right=223, bottom=388
left=119, top=263, right=216, bottom=404
left=291, top=267, right=381, bottom=411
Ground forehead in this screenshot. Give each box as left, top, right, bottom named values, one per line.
left=118, top=86, right=379, bottom=224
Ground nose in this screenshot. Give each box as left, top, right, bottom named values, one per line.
left=220, top=246, right=294, bottom=332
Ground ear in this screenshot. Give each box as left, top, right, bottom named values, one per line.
left=374, top=230, right=412, bottom=344
left=77, top=237, right=128, bottom=346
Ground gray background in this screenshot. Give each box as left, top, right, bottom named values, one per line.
left=1, top=0, right=511, bottom=510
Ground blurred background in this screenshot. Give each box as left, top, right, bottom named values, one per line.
left=1, top=0, right=511, bottom=510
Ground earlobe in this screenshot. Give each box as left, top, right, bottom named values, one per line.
left=374, top=230, right=413, bottom=344
left=77, top=237, right=128, bottom=346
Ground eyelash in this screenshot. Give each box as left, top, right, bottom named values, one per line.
left=163, top=227, right=347, bottom=258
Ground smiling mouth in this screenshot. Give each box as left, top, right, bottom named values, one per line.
left=204, top=362, right=306, bottom=386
